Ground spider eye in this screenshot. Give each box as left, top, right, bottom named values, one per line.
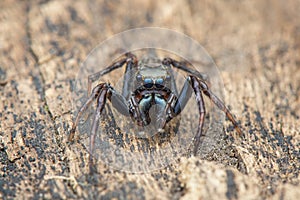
left=166, top=75, right=171, bottom=81
left=155, top=78, right=164, bottom=86
left=144, top=78, right=153, bottom=88
left=136, top=74, right=142, bottom=82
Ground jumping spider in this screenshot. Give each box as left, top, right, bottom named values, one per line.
left=68, top=52, right=242, bottom=160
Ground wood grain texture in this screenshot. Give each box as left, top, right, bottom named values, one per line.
left=0, top=0, right=299, bottom=199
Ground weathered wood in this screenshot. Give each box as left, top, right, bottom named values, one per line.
left=0, top=0, right=299, bottom=199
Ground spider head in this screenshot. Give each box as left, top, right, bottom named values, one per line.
left=135, top=60, right=172, bottom=90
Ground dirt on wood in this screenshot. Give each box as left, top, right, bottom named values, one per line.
left=0, top=0, right=299, bottom=199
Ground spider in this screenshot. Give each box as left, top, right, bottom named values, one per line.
left=68, top=52, right=242, bottom=159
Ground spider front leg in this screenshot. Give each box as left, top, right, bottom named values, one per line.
left=67, top=83, right=110, bottom=172
left=69, top=53, right=137, bottom=141
left=69, top=82, right=130, bottom=172
left=69, top=83, right=130, bottom=141
left=89, top=83, right=110, bottom=170
left=189, top=75, right=242, bottom=155
left=168, top=76, right=206, bottom=155
left=68, top=84, right=104, bottom=141
left=163, top=58, right=242, bottom=155
left=188, top=76, right=207, bottom=155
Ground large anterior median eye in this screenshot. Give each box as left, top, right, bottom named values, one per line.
left=155, top=78, right=164, bottom=88
left=155, top=78, right=164, bottom=85
left=144, top=78, right=153, bottom=88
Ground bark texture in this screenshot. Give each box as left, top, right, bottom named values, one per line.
left=0, top=0, right=299, bottom=199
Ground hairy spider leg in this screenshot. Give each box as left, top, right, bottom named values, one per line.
left=68, top=84, right=103, bottom=141
left=88, top=84, right=109, bottom=172
left=69, top=53, right=136, bottom=141
left=164, top=58, right=242, bottom=133
left=70, top=54, right=138, bottom=172
left=162, top=58, right=209, bottom=82
left=163, top=58, right=242, bottom=155
left=122, top=55, right=138, bottom=99
left=87, top=53, right=137, bottom=96
left=189, top=76, right=206, bottom=155
left=190, top=76, right=242, bottom=154
left=199, top=79, right=243, bottom=135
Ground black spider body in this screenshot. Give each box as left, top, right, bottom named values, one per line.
left=128, top=57, right=176, bottom=128
left=69, top=52, right=242, bottom=164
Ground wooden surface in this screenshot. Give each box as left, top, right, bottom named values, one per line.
left=0, top=0, right=299, bottom=199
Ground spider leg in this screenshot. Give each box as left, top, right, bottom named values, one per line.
left=159, top=76, right=204, bottom=155
left=194, top=77, right=242, bottom=135
left=163, top=60, right=179, bottom=95
left=87, top=52, right=137, bottom=96
left=189, top=76, right=207, bottom=155
left=157, top=93, right=177, bottom=130
left=189, top=75, right=242, bottom=154
left=122, top=54, right=138, bottom=99
left=89, top=83, right=109, bottom=172
left=173, top=77, right=194, bottom=115
left=69, top=81, right=130, bottom=172
left=71, top=52, right=135, bottom=140
left=110, top=90, right=131, bottom=116
left=162, top=58, right=209, bottom=81
left=163, top=58, right=242, bottom=135
left=161, top=71, right=241, bottom=155
left=69, top=84, right=130, bottom=141
left=68, top=84, right=104, bottom=141
left=169, top=68, right=179, bottom=96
